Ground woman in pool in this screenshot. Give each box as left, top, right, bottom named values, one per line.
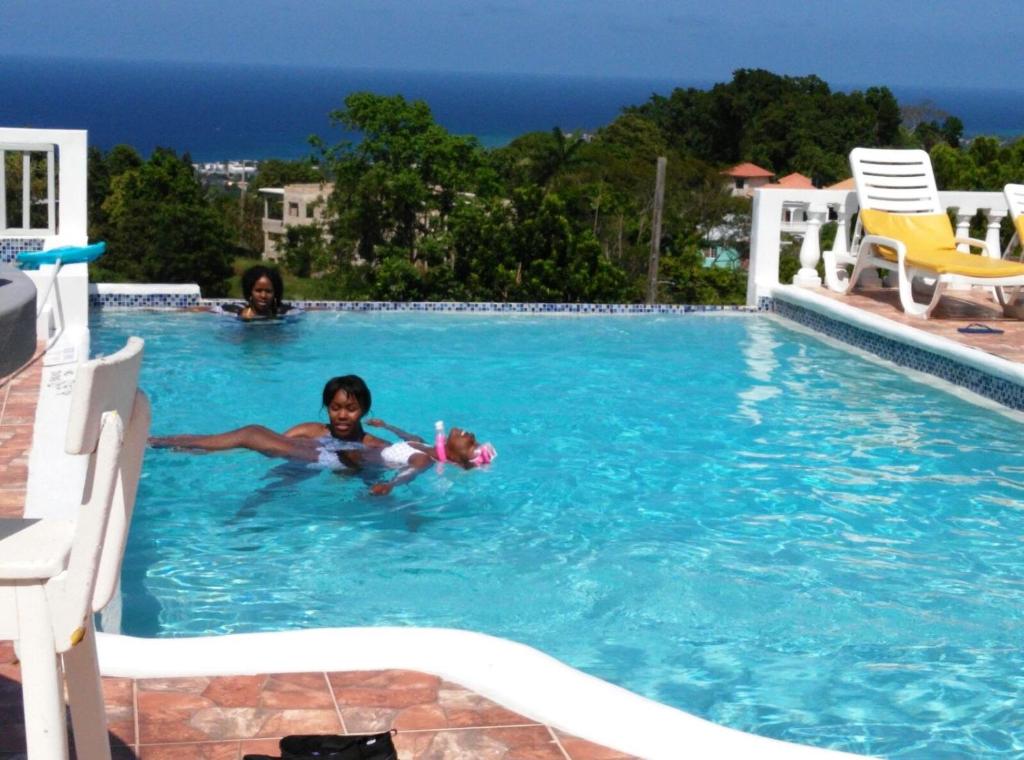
left=285, top=375, right=389, bottom=448
left=149, top=421, right=493, bottom=495
left=222, top=265, right=294, bottom=320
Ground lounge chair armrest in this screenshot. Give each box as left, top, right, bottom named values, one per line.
left=953, top=236, right=994, bottom=256
left=859, top=234, right=906, bottom=255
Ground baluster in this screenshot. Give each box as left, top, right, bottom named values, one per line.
left=822, top=203, right=850, bottom=292
left=955, top=211, right=972, bottom=252
left=793, top=203, right=823, bottom=287
left=829, top=204, right=850, bottom=260
left=983, top=208, right=1005, bottom=259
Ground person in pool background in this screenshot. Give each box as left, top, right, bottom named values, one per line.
left=225, top=265, right=292, bottom=320
left=285, top=375, right=389, bottom=448
left=149, top=421, right=493, bottom=495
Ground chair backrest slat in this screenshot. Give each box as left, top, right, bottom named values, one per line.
left=65, top=337, right=144, bottom=456
left=1006, top=184, right=1024, bottom=219
left=850, top=147, right=944, bottom=215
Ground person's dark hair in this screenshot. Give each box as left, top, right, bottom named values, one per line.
left=321, top=375, right=372, bottom=416
left=241, top=265, right=284, bottom=311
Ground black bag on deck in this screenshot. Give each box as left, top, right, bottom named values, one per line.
left=280, top=730, right=397, bottom=759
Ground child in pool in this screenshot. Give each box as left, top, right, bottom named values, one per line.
left=149, top=421, right=493, bottom=495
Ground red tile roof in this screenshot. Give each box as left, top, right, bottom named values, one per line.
left=721, top=162, right=774, bottom=178
left=776, top=172, right=814, bottom=188
left=763, top=172, right=815, bottom=190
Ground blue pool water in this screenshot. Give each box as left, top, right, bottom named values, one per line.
left=93, top=311, right=1024, bottom=758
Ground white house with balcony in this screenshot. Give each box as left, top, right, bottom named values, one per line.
left=259, top=182, right=334, bottom=260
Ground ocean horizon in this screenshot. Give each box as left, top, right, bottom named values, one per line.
left=1, top=56, right=1021, bottom=162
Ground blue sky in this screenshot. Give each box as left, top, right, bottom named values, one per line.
left=1, top=0, right=1019, bottom=90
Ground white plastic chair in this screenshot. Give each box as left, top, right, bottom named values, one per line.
left=841, top=148, right=1024, bottom=318
left=0, top=337, right=149, bottom=760
left=1005, top=183, right=1024, bottom=260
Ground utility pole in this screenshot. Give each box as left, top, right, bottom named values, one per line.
left=646, top=156, right=667, bottom=305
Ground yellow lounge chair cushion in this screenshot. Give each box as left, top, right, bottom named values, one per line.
left=1015, top=214, right=1024, bottom=248
left=861, top=209, right=1024, bottom=278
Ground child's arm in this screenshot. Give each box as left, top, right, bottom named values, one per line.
left=365, top=418, right=424, bottom=443
left=370, top=452, right=432, bottom=495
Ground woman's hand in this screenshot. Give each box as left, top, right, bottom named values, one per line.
left=370, top=482, right=393, bottom=496
left=365, top=418, right=386, bottom=428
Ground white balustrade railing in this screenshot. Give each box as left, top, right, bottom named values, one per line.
left=0, top=128, right=88, bottom=247
left=746, top=187, right=1012, bottom=306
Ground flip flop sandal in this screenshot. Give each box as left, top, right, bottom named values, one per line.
left=957, top=323, right=1004, bottom=335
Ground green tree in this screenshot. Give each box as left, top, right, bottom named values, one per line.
left=629, top=69, right=904, bottom=184
left=93, top=148, right=233, bottom=295
left=314, top=92, right=487, bottom=267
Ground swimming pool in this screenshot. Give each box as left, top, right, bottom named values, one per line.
left=94, top=310, right=1024, bottom=758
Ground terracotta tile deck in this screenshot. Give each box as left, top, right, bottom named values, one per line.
left=0, top=345, right=42, bottom=519
left=0, top=641, right=635, bottom=759
left=812, top=286, right=1024, bottom=364
left=1, top=294, right=1022, bottom=758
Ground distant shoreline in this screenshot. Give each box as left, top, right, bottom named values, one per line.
left=2, top=57, right=1020, bottom=162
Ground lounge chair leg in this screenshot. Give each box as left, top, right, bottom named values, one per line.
left=897, top=260, right=944, bottom=318
left=65, top=621, right=112, bottom=760
left=844, top=244, right=873, bottom=294
left=822, top=250, right=848, bottom=293
left=17, top=585, right=71, bottom=760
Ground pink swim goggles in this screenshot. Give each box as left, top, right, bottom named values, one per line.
left=469, top=442, right=497, bottom=467
left=435, top=421, right=496, bottom=467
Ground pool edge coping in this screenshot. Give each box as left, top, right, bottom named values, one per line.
left=95, top=628, right=857, bottom=760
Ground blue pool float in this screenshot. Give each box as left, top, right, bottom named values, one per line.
left=16, top=242, right=106, bottom=270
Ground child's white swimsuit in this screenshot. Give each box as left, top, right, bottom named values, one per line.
left=379, top=441, right=422, bottom=468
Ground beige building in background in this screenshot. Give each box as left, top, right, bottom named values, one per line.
left=259, top=183, right=334, bottom=260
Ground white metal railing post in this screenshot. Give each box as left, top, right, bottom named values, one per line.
left=793, top=203, right=824, bottom=287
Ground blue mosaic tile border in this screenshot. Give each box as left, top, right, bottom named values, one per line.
left=769, top=296, right=1024, bottom=411
left=91, top=292, right=201, bottom=309
left=0, top=237, right=44, bottom=263
left=198, top=299, right=758, bottom=315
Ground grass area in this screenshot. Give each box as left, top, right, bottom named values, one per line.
left=230, top=258, right=327, bottom=300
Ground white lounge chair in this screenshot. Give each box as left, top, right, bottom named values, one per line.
left=844, top=147, right=1024, bottom=318
left=1005, top=183, right=1024, bottom=260
left=0, top=337, right=149, bottom=760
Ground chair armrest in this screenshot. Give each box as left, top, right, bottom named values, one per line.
left=953, top=236, right=993, bottom=256
left=859, top=234, right=906, bottom=256
left=0, top=519, right=75, bottom=579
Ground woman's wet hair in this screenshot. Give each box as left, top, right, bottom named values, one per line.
left=321, top=375, right=372, bottom=415
left=241, top=265, right=284, bottom=310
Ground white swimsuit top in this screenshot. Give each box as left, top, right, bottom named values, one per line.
left=379, top=441, right=423, bottom=468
